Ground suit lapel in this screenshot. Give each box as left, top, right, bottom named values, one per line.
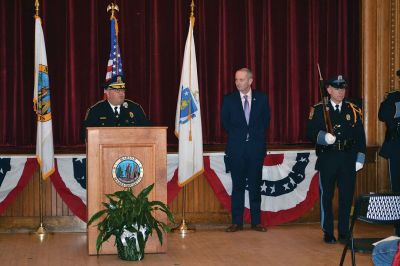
left=249, top=91, right=258, bottom=125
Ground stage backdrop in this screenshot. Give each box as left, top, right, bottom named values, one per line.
left=0, top=0, right=360, bottom=148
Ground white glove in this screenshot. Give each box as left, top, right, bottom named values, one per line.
left=356, top=162, right=364, bottom=172
left=324, top=133, right=336, bottom=145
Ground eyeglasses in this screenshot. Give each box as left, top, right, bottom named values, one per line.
left=109, top=89, right=125, bottom=93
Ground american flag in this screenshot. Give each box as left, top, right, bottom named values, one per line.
left=105, top=15, right=123, bottom=83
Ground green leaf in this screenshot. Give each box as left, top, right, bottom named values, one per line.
left=138, top=183, right=154, bottom=199
left=88, top=209, right=107, bottom=226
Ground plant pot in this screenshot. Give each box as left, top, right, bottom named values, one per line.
left=116, top=237, right=146, bottom=261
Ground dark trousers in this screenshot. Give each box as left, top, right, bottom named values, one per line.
left=318, top=151, right=356, bottom=236
left=388, top=155, right=400, bottom=236
left=230, top=144, right=264, bottom=225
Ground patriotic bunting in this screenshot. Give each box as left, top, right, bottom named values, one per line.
left=0, top=152, right=318, bottom=226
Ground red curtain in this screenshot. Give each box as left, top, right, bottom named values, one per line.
left=0, top=0, right=360, bottom=149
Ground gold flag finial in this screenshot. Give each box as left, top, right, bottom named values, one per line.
left=35, top=0, right=39, bottom=17
left=190, top=0, right=195, bottom=26
left=107, top=2, right=119, bottom=19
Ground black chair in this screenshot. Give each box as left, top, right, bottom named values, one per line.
left=339, top=193, right=400, bottom=266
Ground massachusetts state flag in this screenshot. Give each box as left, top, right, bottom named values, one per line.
left=33, top=15, right=55, bottom=180
left=105, top=14, right=123, bottom=84
left=174, top=16, right=204, bottom=186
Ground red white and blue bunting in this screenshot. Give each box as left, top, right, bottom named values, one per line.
left=0, top=157, right=37, bottom=214
left=0, top=151, right=318, bottom=226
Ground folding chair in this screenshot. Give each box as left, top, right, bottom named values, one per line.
left=339, top=193, right=400, bottom=266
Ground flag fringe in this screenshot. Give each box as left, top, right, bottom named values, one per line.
left=178, top=168, right=204, bottom=187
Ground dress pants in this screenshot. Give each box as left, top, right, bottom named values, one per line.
left=318, top=151, right=356, bottom=236
left=230, top=143, right=263, bottom=225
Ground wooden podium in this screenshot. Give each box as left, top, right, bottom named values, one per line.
left=86, top=127, right=167, bottom=255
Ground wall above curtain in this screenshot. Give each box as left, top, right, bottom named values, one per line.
left=0, top=0, right=360, bottom=149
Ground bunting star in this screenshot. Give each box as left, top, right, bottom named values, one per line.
left=270, top=185, right=275, bottom=194
left=74, top=158, right=84, bottom=163
left=261, top=182, right=268, bottom=192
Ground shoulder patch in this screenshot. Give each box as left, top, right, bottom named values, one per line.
left=308, top=107, right=315, bottom=120
left=313, top=101, right=323, bottom=107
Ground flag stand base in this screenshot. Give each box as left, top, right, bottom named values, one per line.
left=35, top=223, right=47, bottom=242
left=36, top=223, right=47, bottom=235
left=172, top=219, right=195, bottom=236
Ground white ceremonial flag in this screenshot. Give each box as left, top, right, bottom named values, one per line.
left=174, top=17, right=204, bottom=186
left=33, top=16, right=55, bottom=179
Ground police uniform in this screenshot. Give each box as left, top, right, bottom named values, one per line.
left=307, top=75, right=366, bottom=243
left=378, top=86, right=400, bottom=236
left=81, top=75, right=151, bottom=142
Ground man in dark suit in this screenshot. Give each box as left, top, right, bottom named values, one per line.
left=307, top=75, right=366, bottom=244
left=81, top=75, right=151, bottom=142
left=378, top=69, right=400, bottom=236
left=221, top=68, right=270, bottom=232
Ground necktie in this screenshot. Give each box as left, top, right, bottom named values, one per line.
left=114, top=106, right=119, bottom=118
left=335, top=104, right=340, bottom=114
left=244, top=95, right=250, bottom=125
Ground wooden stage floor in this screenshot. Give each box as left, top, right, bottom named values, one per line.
left=0, top=223, right=393, bottom=266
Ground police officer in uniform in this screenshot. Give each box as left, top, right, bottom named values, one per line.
left=307, top=75, right=366, bottom=244
left=378, top=70, right=400, bottom=236
left=81, top=75, right=151, bottom=141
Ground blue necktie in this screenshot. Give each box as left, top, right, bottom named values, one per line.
left=244, top=95, right=250, bottom=125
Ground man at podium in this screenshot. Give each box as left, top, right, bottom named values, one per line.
left=81, top=75, right=151, bottom=141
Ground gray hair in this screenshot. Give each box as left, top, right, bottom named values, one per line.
left=237, top=68, right=253, bottom=79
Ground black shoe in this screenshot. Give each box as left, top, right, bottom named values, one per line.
left=251, top=224, right=267, bottom=232
left=323, top=233, right=337, bottom=244
left=225, top=224, right=243, bottom=232
left=338, top=234, right=349, bottom=244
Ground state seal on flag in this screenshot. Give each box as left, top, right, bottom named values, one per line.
left=179, top=86, right=198, bottom=124
left=112, top=156, right=143, bottom=188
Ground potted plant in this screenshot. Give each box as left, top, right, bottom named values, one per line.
left=87, top=183, right=174, bottom=261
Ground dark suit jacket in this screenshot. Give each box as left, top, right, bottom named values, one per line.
left=221, top=90, right=270, bottom=161
left=378, top=91, right=400, bottom=158
left=81, top=99, right=151, bottom=142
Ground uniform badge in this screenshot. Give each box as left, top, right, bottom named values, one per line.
left=129, top=112, right=134, bottom=118
left=100, top=117, right=107, bottom=120
left=308, top=107, right=314, bottom=120
left=346, top=114, right=351, bottom=121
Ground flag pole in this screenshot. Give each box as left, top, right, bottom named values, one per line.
left=34, top=0, right=47, bottom=239
left=172, top=0, right=197, bottom=236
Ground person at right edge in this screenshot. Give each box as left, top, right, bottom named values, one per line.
left=307, top=75, right=366, bottom=244
left=378, top=69, right=400, bottom=237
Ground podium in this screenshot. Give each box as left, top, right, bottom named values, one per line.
left=86, top=127, right=167, bottom=255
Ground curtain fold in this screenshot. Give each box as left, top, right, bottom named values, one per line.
left=0, top=0, right=360, bottom=148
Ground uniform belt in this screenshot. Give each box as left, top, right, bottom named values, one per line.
left=317, top=140, right=354, bottom=154
left=330, top=140, right=354, bottom=151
